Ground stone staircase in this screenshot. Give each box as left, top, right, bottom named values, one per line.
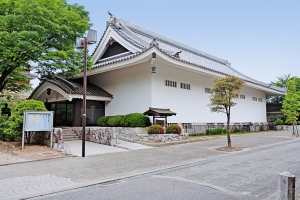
left=62, top=128, right=81, bottom=141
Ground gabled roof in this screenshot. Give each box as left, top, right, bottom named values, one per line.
left=91, top=13, right=286, bottom=94
left=28, top=75, right=113, bottom=101
left=144, top=107, right=176, bottom=116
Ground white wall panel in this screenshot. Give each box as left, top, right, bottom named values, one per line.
left=89, top=63, right=151, bottom=116
left=151, top=63, right=267, bottom=124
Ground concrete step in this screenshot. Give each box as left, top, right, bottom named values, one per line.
left=62, top=129, right=81, bottom=141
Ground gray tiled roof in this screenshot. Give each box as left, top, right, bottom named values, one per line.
left=93, top=14, right=285, bottom=93
left=28, top=75, right=112, bottom=99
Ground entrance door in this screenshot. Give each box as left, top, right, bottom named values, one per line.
left=51, top=102, right=73, bottom=127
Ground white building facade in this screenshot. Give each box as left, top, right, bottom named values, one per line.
left=30, top=13, right=285, bottom=126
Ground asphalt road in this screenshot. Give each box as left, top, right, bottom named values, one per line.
left=31, top=135, right=300, bottom=200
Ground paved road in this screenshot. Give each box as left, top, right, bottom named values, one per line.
left=0, top=131, right=299, bottom=199
left=31, top=133, right=300, bottom=200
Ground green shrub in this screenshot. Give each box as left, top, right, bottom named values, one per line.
left=4, top=100, right=47, bottom=141
left=232, top=128, right=245, bottom=134
left=107, top=115, right=123, bottom=127
left=120, top=113, right=150, bottom=127
left=205, top=128, right=227, bottom=135
left=97, top=116, right=111, bottom=126
left=98, top=113, right=150, bottom=127
left=274, top=118, right=284, bottom=125
left=148, top=125, right=164, bottom=134
left=0, top=114, right=9, bottom=140
left=166, top=124, right=182, bottom=134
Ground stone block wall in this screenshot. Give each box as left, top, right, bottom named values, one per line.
left=69, top=127, right=189, bottom=144
left=115, top=127, right=189, bottom=143
left=71, top=127, right=115, bottom=146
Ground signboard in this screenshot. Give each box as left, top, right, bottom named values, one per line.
left=22, top=111, right=54, bottom=149
left=24, top=111, right=53, bottom=131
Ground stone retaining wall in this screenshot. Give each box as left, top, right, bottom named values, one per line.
left=115, top=127, right=189, bottom=143
left=71, top=127, right=116, bottom=146
left=65, top=127, right=189, bottom=145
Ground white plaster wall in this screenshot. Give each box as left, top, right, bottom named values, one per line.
left=152, top=63, right=267, bottom=124
left=88, top=63, right=152, bottom=116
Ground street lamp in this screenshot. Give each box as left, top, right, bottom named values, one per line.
left=151, top=52, right=156, bottom=73
left=76, top=29, right=97, bottom=157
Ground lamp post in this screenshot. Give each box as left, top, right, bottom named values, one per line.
left=151, top=52, right=156, bottom=73
left=76, top=29, right=97, bottom=157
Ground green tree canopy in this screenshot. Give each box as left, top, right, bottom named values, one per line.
left=209, top=75, right=245, bottom=147
left=0, top=0, right=91, bottom=93
left=281, top=79, right=300, bottom=137
left=267, top=74, right=300, bottom=104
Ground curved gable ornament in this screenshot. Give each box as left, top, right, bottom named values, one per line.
left=30, top=82, right=72, bottom=102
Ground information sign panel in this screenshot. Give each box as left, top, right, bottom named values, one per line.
left=22, top=111, right=54, bottom=150
left=24, top=111, right=53, bottom=131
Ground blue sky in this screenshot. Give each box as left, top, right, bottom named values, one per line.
left=67, top=0, right=300, bottom=84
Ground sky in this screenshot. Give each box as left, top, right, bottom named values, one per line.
left=32, top=0, right=300, bottom=86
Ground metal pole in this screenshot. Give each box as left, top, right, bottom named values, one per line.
left=82, top=38, right=87, bottom=157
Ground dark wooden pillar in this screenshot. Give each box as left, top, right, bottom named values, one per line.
left=72, top=99, right=82, bottom=127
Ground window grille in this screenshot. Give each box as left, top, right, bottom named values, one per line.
left=180, top=83, right=191, bottom=90
left=165, top=80, right=177, bottom=88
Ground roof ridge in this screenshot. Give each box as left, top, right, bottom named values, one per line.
left=117, top=18, right=228, bottom=65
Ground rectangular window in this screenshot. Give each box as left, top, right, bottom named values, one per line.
left=252, top=97, right=257, bottom=101
left=205, top=88, right=211, bottom=93
left=240, top=94, right=245, bottom=99
left=165, top=80, right=177, bottom=88
left=180, top=83, right=191, bottom=90
left=258, top=98, right=262, bottom=102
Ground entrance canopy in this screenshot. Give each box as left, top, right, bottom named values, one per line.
left=144, top=107, right=176, bottom=117
left=144, top=107, right=176, bottom=128
left=29, top=75, right=113, bottom=103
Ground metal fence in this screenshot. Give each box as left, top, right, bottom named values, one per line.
left=182, top=123, right=276, bottom=135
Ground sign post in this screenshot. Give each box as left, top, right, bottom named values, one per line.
left=22, top=111, right=54, bottom=150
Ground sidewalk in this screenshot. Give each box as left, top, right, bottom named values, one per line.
left=63, top=140, right=152, bottom=156
left=0, top=131, right=298, bottom=199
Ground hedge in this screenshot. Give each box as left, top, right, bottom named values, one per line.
left=97, top=113, right=151, bottom=127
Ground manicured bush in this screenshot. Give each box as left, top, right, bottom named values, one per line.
left=120, top=113, right=151, bottom=127
left=274, top=118, right=284, bottom=125
left=205, top=128, right=227, bottom=135
left=4, top=99, right=47, bottom=141
left=107, top=115, right=123, bottom=127
left=148, top=125, right=164, bottom=134
left=166, top=124, right=182, bottom=134
left=97, top=116, right=111, bottom=126
left=97, top=113, right=150, bottom=127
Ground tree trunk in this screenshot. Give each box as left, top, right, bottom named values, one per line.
left=292, top=122, right=295, bottom=137
left=226, top=113, right=231, bottom=147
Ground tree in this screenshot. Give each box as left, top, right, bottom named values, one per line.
left=0, top=0, right=91, bottom=93
left=267, top=74, right=300, bottom=104
left=3, top=99, right=47, bottom=141
left=209, top=76, right=245, bottom=147
left=281, top=79, right=300, bottom=137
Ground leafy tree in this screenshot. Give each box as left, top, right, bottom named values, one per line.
left=267, top=74, right=300, bottom=104
left=281, top=79, right=300, bottom=137
left=209, top=76, right=245, bottom=147
left=0, top=0, right=91, bottom=93
left=3, top=99, right=47, bottom=141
